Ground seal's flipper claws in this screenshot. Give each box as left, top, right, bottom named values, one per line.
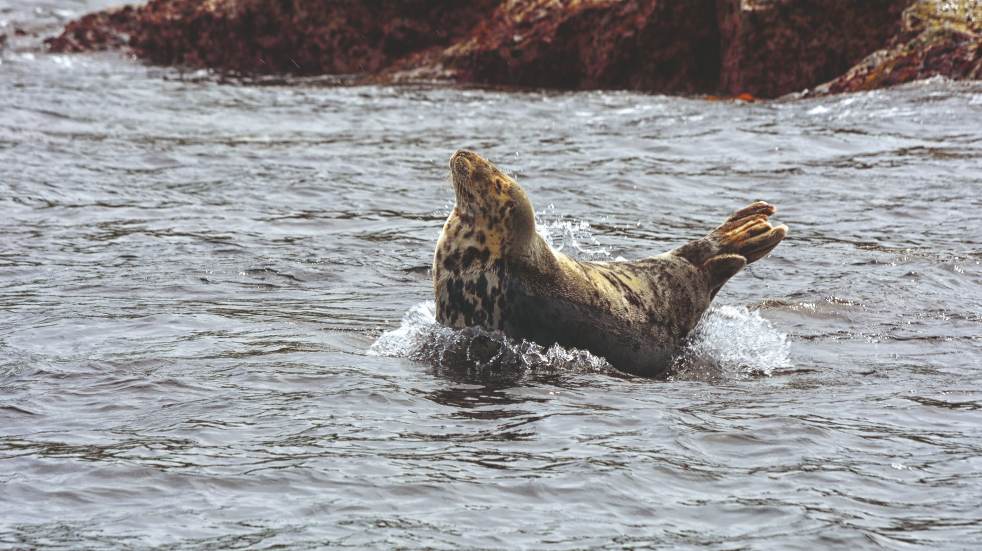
left=741, top=224, right=788, bottom=264
left=725, top=201, right=775, bottom=224
left=710, top=202, right=787, bottom=265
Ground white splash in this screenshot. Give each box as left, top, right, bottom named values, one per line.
left=371, top=302, right=792, bottom=380
left=369, top=301, right=611, bottom=376
left=535, top=204, right=611, bottom=260
left=369, top=301, right=445, bottom=359
left=673, top=304, right=793, bottom=380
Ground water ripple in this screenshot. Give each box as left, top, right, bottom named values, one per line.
left=1, top=7, right=981, bottom=547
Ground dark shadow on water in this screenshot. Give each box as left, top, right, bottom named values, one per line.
left=420, top=384, right=540, bottom=421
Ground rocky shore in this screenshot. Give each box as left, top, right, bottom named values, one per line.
left=815, top=0, right=981, bottom=94
left=45, top=0, right=981, bottom=97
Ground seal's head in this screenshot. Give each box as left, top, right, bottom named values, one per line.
left=434, top=150, right=541, bottom=331
left=448, top=150, right=536, bottom=256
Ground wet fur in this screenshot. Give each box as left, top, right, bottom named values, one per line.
left=433, top=150, right=787, bottom=377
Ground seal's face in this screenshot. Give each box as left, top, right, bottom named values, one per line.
left=448, top=150, right=535, bottom=256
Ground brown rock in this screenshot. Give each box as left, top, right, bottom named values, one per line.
left=106, top=0, right=496, bottom=75
left=45, top=6, right=140, bottom=53
left=437, top=0, right=721, bottom=94
left=716, top=0, right=912, bottom=97
left=435, top=0, right=926, bottom=96
left=48, top=0, right=977, bottom=97
left=816, top=0, right=981, bottom=94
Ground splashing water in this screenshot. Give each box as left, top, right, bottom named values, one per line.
left=369, top=302, right=613, bottom=381
left=3, top=36, right=978, bottom=546
left=371, top=301, right=792, bottom=380
left=672, top=304, right=793, bottom=380
left=535, top=204, right=612, bottom=260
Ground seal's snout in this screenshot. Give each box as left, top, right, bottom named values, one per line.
left=450, top=149, right=473, bottom=166
left=450, top=149, right=477, bottom=182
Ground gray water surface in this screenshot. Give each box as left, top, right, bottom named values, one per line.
left=2, top=2, right=982, bottom=549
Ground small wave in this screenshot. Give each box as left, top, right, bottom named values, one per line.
left=371, top=302, right=792, bottom=381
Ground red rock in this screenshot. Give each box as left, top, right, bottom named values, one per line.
left=436, top=0, right=721, bottom=94
left=108, top=0, right=496, bottom=75
left=816, top=0, right=981, bottom=95
left=45, top=6, right=140, bottom=53
left=48, top=0, right=978, bottom=97
left=716, top=0, right=912, bottom=98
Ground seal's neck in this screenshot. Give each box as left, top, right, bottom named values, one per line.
left=503, top=230, right=564, bottom=284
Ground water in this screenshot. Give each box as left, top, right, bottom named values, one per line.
left=2, top=2, right=982, bottom=548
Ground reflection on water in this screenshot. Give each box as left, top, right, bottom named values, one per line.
left=2, top=1, right=982, bottom=548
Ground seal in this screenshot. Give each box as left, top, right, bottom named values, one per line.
left=433, top=150, right=788, bottom=377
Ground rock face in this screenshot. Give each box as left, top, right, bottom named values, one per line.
left=716, top=0, right=911, bottom=98
left=438, top=0, right=913, bottom=96
left=129, top=0, right=499, bottom=75
left=47, top=0, right=978, bottom=97
left=439, top=0, right=722, bottom=94
left=47, top=0, right=498, bottom=75
left=816, top=0, right=982, bottom=94
left=45, top=6, right=141, bottom=53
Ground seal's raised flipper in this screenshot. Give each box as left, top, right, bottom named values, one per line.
left=673, top=200, right=787, bottom=295
left=709, top=201, right=787, bottom=265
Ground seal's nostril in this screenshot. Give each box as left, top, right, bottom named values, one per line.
left=450, top=150, right=472, bottom=178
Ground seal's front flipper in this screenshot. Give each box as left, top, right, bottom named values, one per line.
left=703, top=254, right=746, bottom=298
left=711, top=201, right=788, bottom=265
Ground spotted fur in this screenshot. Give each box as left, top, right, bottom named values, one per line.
left=433, top=150, right=788, bottom=377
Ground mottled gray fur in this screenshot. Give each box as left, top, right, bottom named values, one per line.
left=434, top=150, right=787, bottom=377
